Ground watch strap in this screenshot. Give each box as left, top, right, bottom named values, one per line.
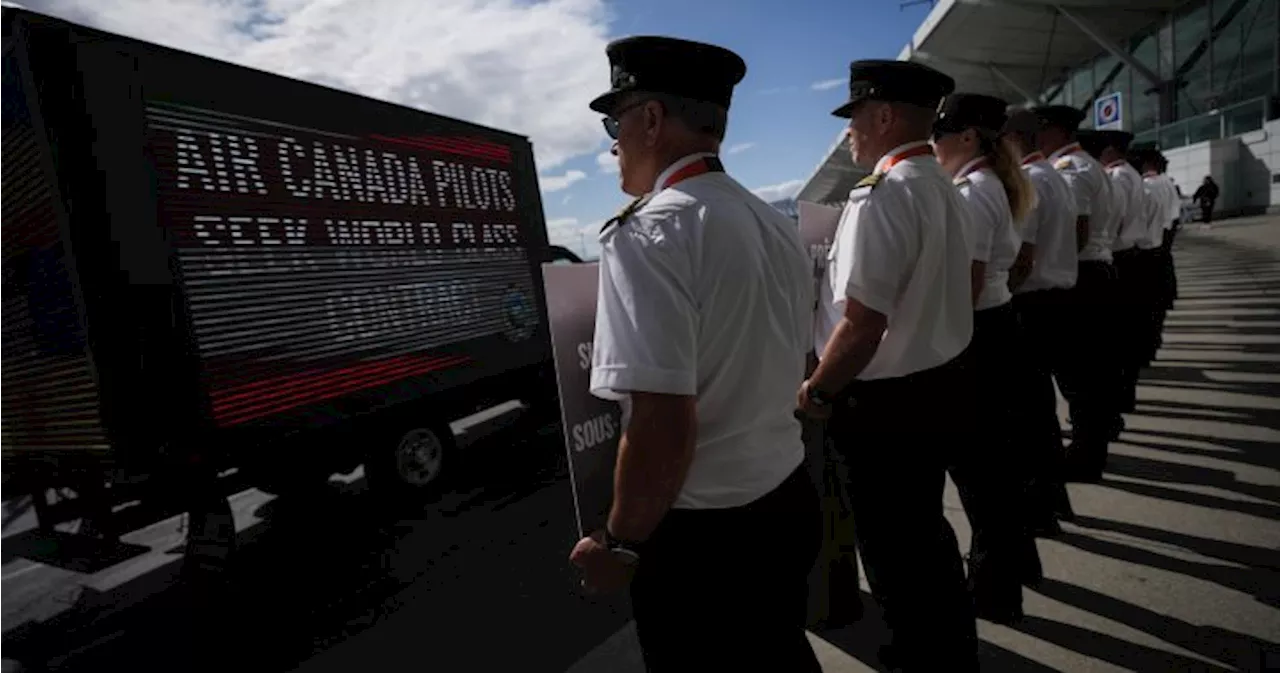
left=603, top=529, right=644, bottom=560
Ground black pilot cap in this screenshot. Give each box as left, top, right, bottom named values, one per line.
left=935, top=93, right=1011, bottom=135
left=1032, top=105, right=1087, bottom=132
left=831, top=59, right=955, bottom=118
left=588, top=36, right=747, bottom=114
left=1075, top=129, right=1107, bottom=158
left=1100, top=129, right=1135, bottom=153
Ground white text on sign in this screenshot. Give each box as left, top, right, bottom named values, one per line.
left=572, top=413, right=617, bottom=453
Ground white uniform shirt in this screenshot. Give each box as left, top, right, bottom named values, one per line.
left=1049, top=143, right=1114, bottom=263
left=1139, top=173, right=1170, bottom=249
left=1108, top=161, right=1148, bottom=252
left=953, top=158, right=1019, bottom=310
left=1167, top=174, right=1182, bottom=229
left=590, top=153, right=813, bottom=510
left=1017, top=153, right=1079, bottom=292
left=816, top=141, right=974, bottom=380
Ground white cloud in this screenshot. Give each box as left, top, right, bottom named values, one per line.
left=751, top=179, right=804, bottom=203
left=539, top=169, right=587, bottom=193
left=29, top=0, right=614, bottom=170
left=544, top=216, right=582, bottom=247
left=725, top=142, right=755, bottom=155
left=596, top=150, right=620, bottom=174
left=811, top=78, right=844, bottom=91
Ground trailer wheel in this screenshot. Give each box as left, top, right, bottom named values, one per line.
left=366, top=423, right=455, bottom=500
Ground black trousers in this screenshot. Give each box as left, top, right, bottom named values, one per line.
left=1113, top=248, right=1151, bottom=411
left=948, top=302, right=1040, bottom=612
left=1159, top=221, right=1179, bottom=325
left=630, top=465, right=822, bottom=672
left=1011, top=288, right=1075, bottom=527
left=827, top=351, right=979, bottom=673
left=1056, top=260, right=1121, bottom=467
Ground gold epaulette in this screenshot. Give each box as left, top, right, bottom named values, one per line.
left=1054, top=157, right=1072, bottom=171
left=855, top=173, right=883, bottom=190
left=600, top=194, right=651, bottom=234
left=953, top=176, right=970, bottom=187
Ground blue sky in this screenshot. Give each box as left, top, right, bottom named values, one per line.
left=545, top=0, right=933, bottom=257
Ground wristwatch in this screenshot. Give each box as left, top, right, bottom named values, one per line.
left=602, top=529, right=642, bottom=566
left=806, top=381, right=834, bottom=407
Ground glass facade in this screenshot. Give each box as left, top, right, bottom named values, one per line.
left=1036, top=0, right=1278, bottom=149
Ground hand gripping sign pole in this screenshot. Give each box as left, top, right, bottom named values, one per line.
left=542, top=262, right=622, bottom=539
left=798, top=200, right=864, bottom=629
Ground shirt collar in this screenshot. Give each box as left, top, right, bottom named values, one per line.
left=873, top=140, right=931, bottom=174
left=954, top=156, right=987, bottom=180
left=1021, top=151, right=1045, bottom=166
left=653, top=152, right=718, bottom=193
left=1048, top=142, right=1082, bottom=162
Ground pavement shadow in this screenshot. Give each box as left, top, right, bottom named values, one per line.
left=2, top=425, right=632, bottom=673
left=1103, top=453, right=1280, bottom=506
left=1031, top=578, right=1280, bottom=671
left=1009, top=614, right=1234, bottom=672
left=1070, top=515, right=1280, bottom=572
left=1096, top=477, right=1280, bottom=521
left=0, top=529, right=151, bottom=573
left=1053, top=530, right=1280, bottom=608
left=815, top=591, right=1059, bottom=672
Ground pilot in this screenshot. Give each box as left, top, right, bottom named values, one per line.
left=569, top=35, right=821, bottom=672
left=797, top=59, right=979, bottom=672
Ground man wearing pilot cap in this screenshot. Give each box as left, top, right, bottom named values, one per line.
left=798, top=59, right=981, bottom=672
left=570, top=36, right=821, bottom=671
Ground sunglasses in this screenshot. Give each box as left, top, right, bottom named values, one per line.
left=602, top=99, right=650, bottom=140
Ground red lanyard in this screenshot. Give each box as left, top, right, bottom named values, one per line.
left=1021, top=152, right=1044, bottom=166
left=1107, top=159, right=1128, bottom=169
left=957, top=158, right=988, bottom=180
left=660, top=156, right=725, bottom=190
left=1057, top=142, right=1083, bottom=159
left=879, top=144, right=934, bottom=173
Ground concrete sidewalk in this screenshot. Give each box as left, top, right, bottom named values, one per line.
left=568, top=216, right=1280, bottom=672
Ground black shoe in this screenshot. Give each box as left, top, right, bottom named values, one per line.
left=1030, top=517, right=1063, bottom=538
left=974, top=599, right=1025, bottom=626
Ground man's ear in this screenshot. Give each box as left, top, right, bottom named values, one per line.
left=643, top=100, right=665, bottom=142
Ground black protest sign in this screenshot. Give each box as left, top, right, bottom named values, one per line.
left=797, top=199, right=863, bottom=629
left=542, top=262, right=621, bottom=539
left=798, top=201, right=844, bottom=296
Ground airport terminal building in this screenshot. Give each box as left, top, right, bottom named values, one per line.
left=798, top=0, right=1280, bottom=217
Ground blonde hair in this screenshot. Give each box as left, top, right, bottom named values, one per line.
left=978, top=129, right=1034, bottom=224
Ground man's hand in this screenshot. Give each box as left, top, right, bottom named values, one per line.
left=796, top=379, right=832, bottom=420
left=569, top=530, right=635, bottom=594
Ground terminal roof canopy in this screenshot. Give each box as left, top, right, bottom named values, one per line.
left=797, top=0, right=1185, bottom=207
left=900, top=0, right=1186, bottom=103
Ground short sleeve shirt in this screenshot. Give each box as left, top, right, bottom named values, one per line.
left=1050, top=143, right=1114, bottom=263
left=953, top=159, right=1019, bottom=311
left=1018, top=157, right=1079, bottom=292
left=590, top=153, right=814, bottom=510
left=1109, top=162, right=1148, bottom=251
left=815, top=141, right=974, bottom=380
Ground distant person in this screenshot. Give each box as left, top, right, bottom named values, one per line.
left=931, top=91, right=1040, bottom=624
left=1194, top=175, right=1219, bottom=224
left=797, top=59, right=979, bottom=672
left=568, top=35, right=821, bottom=672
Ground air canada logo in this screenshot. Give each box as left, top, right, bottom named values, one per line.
left=502, top=286, right=538, bottom=342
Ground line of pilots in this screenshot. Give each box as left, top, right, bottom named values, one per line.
left=925, top=99, right=1183, bottom=639
left=803, top=61, right=1184, bottom=671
